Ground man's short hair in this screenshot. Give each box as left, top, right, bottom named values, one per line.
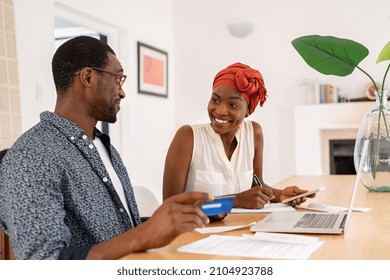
left=52, top=36, right=116, bottom=94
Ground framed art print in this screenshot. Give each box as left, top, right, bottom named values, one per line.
left=137, top=42, right=168, bottom=97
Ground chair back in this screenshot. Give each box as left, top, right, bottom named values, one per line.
left=132, top=185, right=161, bottom=217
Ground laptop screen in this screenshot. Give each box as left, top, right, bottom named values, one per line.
left=343, top=139, right=369, bottom=232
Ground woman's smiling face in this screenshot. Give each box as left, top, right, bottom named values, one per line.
left=208, top=85, right=249, bottom=135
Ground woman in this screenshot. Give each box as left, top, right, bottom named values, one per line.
left=163, top=62, right=314, bottom=210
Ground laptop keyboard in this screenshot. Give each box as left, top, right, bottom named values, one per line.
left=294, top=213, right=339, bottom=229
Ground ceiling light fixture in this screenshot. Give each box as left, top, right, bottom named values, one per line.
left=227, top=23, right=254, bottom=38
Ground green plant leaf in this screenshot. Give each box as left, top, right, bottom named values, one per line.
left=377, top=41, right=390, bottom=63
left=292, top=35, right=369, bottom=76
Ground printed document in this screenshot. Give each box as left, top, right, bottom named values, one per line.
left=177, top=233, right=323, bottom=260
left=195, top=222, right=256, bottom=234
left=231, top=203, right=296, bottom=214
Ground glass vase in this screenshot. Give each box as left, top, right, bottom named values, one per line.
left=353, top=90, right=390, bottom=192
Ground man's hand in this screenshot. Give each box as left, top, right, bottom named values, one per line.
left=137, top=191, right=213, bottom=249
left=86, top=192, right=213, bottom=259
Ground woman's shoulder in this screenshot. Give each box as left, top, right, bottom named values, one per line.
left=247, top=120, right=262, bottom=130
left=168, top=125, right=194, bottom=152
left=186, top=123, right=214, bottom=135
left=241, top=120, right=262, bottom=132
left=189, top=123, right=211, bottom=129
left=246, top=120, right=263, bottom=140
left=174, top=125, right=193, bottom=138
left=174, top=123, right=212, bottom=139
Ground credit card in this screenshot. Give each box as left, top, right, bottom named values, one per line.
left=201, top=195, right=235, bottom=216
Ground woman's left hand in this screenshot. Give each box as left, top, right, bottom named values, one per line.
left=279, top=186, right=316, bottom=206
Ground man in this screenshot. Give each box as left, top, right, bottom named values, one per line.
left=0, top=36, right=212, bottom=260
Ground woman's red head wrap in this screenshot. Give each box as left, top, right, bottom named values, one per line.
left=212, top=62, right=267, bottom=115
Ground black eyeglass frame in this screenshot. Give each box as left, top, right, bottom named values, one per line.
left=89, top=67, right=127, bottom=88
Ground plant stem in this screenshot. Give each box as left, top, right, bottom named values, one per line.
left=374, top=104, right=381, bottom=178
left=381, top=63, right=390, bottom=92
left=357, top=66, right=380, bottom=92
left=382, top=101, right=390, bottom=140
left=380, top=63, right=390, bottom=140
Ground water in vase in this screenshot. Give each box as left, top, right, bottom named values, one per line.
left=360, top=171, right=390, bottom=192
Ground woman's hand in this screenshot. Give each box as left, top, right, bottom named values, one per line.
left=234, top=187, right=274, bottom=209
left=279, top=186, right=316, bottom=206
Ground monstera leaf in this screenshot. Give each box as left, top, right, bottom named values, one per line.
left=291, top=35, right=369, bottom=76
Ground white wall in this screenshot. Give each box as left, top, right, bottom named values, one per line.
left=172, top=0, right=390, bottom=185
left=12, top=0, right=390, bottom=201
left=13, top=0, right=56, bottom=131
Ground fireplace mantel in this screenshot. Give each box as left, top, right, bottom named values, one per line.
left=294, top=102, right=374, bottom=175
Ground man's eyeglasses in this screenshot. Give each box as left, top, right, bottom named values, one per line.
left=90, top=67, right=127, bottom=88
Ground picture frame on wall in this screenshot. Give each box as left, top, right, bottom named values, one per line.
left=137, top=42, right=168, bottom=97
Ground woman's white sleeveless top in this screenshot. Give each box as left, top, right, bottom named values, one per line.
left=185, top=120, right=254, bottom=195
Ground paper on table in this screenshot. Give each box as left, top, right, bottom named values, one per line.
left=231, top=203, right=296, bottom=214
left=243, top=232, right=319, bottom=244
left=195, top=222, right=256, bottom=234
left=297, top=202, right=371, bottom=212
left=177, top=234, right=323, bottom=260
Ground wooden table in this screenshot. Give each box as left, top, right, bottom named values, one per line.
left=120, top=175, right=390, bottom=260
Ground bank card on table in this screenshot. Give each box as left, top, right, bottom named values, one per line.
left=201, top=195, right=235, bottom=216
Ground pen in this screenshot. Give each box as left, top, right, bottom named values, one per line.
left=253, top=174, right=272, bottom=206
left=253, top=173, right=262, bottom=187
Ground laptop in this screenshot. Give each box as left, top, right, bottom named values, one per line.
left=250, top=140, right=368, bottom=235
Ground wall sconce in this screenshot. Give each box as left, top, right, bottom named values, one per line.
left=227, top=23, right=254, bottom=38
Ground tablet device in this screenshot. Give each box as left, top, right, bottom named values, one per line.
left=281, top=187, right=326, bottom=204
left=201, top=195, right=235, bottom=216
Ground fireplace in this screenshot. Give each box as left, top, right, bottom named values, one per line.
left=320, top=128, right=359, bottom=175
left=329, top=139, right=356, bottom=174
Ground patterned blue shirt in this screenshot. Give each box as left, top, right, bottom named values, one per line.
left=0, top=111, right=141, bottom=259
